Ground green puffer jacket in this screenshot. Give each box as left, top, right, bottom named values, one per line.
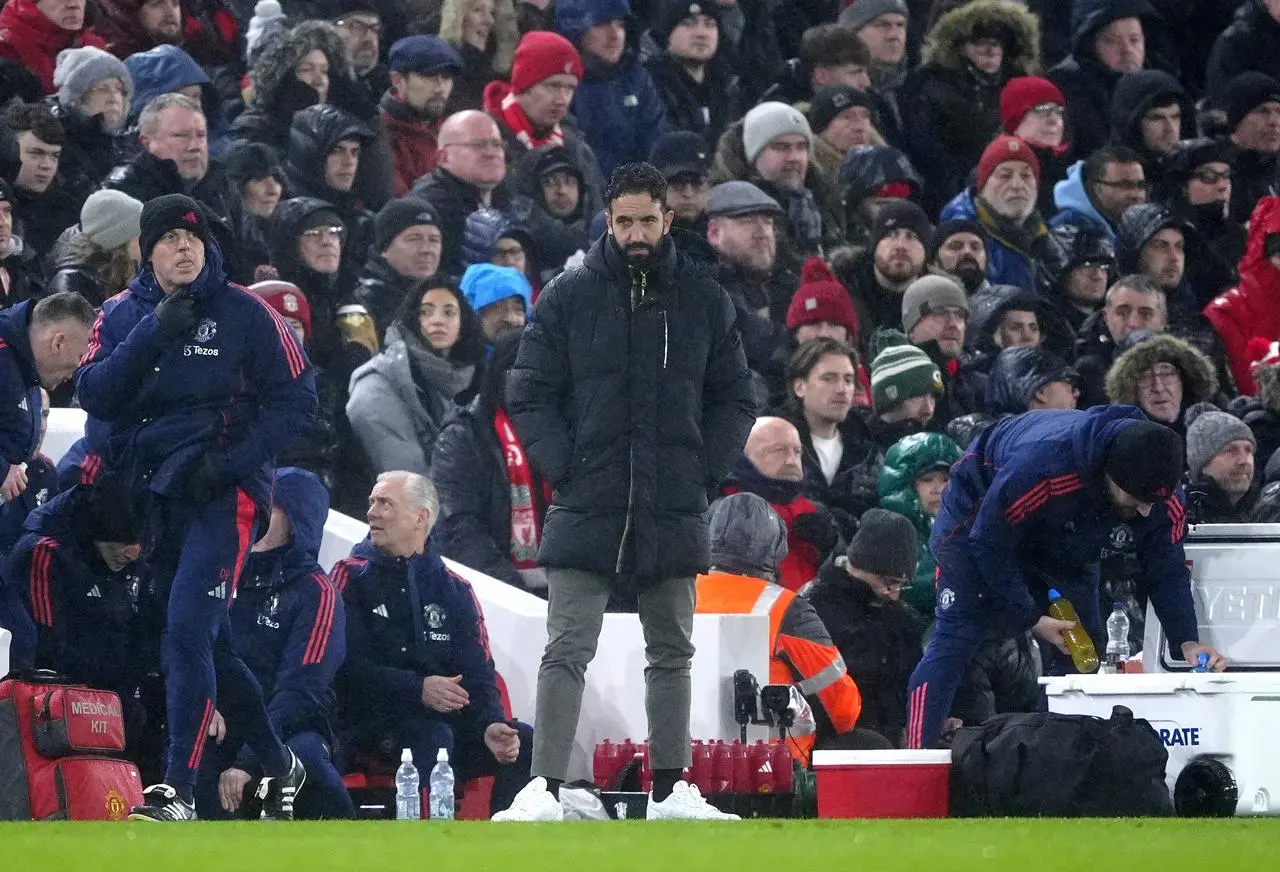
left=877, top=432, right=963, bottom=615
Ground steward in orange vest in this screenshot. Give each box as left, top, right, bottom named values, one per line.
left=696, top=493, right=862, bottom=761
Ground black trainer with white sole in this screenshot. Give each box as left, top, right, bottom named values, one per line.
left=128, top=784, right=198, bottom=822
left=257, top=749, right=306, bottom=820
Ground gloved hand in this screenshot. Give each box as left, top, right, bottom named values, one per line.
left=182, top=453, right=226, bottom=504
left=154, top=288, right=197, bottom=340
left=790, top=510, right=839, bottom=557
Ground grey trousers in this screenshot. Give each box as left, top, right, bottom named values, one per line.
left=531, top=568, right=696, bottom=779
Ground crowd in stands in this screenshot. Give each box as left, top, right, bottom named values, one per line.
left=4, top=0, right=1280, bottom=815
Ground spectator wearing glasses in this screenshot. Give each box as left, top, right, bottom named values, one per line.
left=332, top=1, right=390, bottom=106
left=999, top=76, right=1072, bottom=219
left=1104, top=332, right=1217, bottom=437
left=1052, top=145, right=1148, bottom=252
left=1156, top=139, right=1244, bottom=303
left=902, top=274, right=982, bottom=430
left=46, top=46, right=133, bottom=206
left=268, top=198, right=351, bottom=338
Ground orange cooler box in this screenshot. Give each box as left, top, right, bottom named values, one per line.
left=812, top=750, right=952, bottom=818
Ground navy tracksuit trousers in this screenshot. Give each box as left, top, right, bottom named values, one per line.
left=195, top=729, right=356, bottom=820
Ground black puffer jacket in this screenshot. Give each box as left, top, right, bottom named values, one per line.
left=507, top=234, right=755, bottom=583
left=44, top=98, right=123, bottom=205
left=950, top=633, right=1043, bottom=728
left=1157, top=138, right=1246, bottom=300
left=965, top=282, right=1076, bottom=364
left=269, top=197, right=351, bottom=366
left=837, top=146, right=924, bottom=248
left=646, top=52, right=742, bottom=148
left=805, top=562, right=926, bottom=745
left=103, top=151, right=248, bottom=283
left=1206, top=0, right=1280, bottom=96
left=507, top=146, right=595, bottom=283
left=411, top=167, right=513, bottom=277
left=984, top=346, right=1078, bottom=416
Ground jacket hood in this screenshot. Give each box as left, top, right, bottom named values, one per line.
left=124, top=45, right=212, bottom=121
left=351, top=534, right=448, bottom=572
left=877, top=431, right=962, bottom=526
left=439, top=0, right=518, bottom=73
left=285, top=103, right=374, bottom=200
left=1054, top=160, right=1109, bottom=227
left=838, top=145, right=923, bottom=205
left=966, top=283, right=1064, bottom=353
left=922, top=0, right=1040, bottom=76
left=556, top=0, right=631, bottom=46
left=22, top=485, right=76, bottom=539
left=131, top=237, right=228, bottom=305
left=1103, top=332, right=1217, bottom=406
left=1108, top=70, right=1187, bottom=153
left=1070, top=0, right=1157, bottom=57
left=269, top=195, right=341, bottom=281
left=1236, top=196, right=1280, bottom=292
left=0, top=299, right=37, bottom=386
left=984, top=346, right=1079, bottom=415
left=272, top=466, right=330, bottom=563
left=1116, top=202, right=1189, bottom=272
left=708, top=491, right=788, bottom=583
left=513, top=144, right=591, bottom=202
left=250, top=20, right=352, bottom=112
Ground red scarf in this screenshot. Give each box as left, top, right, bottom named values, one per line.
left=495, top=408, right=551, bottom=569
left=497, top=91, right=564, bottom=150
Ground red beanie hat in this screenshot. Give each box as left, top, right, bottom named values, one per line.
left=511, top=31, right=584, bottom=94
left=976, top=135, right=1041, bottom=192
left=251, top=280, right=312, bottom=343
left=786, top=256, right=859, bottom=340
left=1000, top=76, right=1066, bottom=134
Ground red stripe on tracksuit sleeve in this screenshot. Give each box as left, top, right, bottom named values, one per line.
left=303, top=573, right=335, bottom=665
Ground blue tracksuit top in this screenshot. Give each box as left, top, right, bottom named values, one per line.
left=0, top=301, right=46, bottom=484
left=73, top=242, right=317, bottom=506
left=934, top=405, right=1198, bottom=647
left=333, top=537, right=505, bottom=729
left=230, top=468, right=344, bottom=747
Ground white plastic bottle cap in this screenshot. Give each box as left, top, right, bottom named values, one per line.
left=437, top=748, right=449, bottom=763
left=401, top=748, right=413, bottom=763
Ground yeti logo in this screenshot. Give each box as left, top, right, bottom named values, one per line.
left=194, top=319, right=217, bottom=343
left=424, top=603, right=446, bottom=629
left=938, top=588, right=956, bottom=610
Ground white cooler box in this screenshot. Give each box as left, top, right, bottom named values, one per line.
left=1043, top=673, right=1280, bottom=816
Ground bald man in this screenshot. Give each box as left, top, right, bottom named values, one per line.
left=718, top=417, right=840, bottom=591
left=412, top=110, right=513, bottom=274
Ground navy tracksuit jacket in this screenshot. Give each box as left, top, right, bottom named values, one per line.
left=905, top=406, right=1200, bottom=748
left=196, top=468, right=353, bottom=819
left=74, top=242, right=318, bottom=793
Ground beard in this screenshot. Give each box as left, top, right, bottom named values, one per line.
left=622, top=240, right=658, bottom=268
left=953, top=257, right=986, bottom=292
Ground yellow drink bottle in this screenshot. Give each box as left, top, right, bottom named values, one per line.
left=1047, top=588, right=1100, bottom=673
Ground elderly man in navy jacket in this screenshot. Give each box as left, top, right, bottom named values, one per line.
left=76, top=195, right=318, bottom=822
left=334, top=470, right=533, bottom=817
left=197, top=468, right=353, bottom=820
left=905, top=406, right=1226, bottom=749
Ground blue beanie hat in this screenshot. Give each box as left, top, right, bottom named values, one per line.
left=460, top=263, right=532, bottom=314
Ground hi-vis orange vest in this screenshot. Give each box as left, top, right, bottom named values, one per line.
left=696, top=571, right=862, bottom=759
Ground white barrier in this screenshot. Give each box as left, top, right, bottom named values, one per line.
left=2, top=410, right=773, bottom=781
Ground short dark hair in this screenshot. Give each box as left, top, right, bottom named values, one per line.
left=787, top=336, right=859, bottom=383
left=3, top=102, right=64, bottom=146
left=1105, top=273, right=1166, bottom=307
left=33, top=292, right=96, bottom=330
left=605, top=162, right=668, bottom=210
left=1084, top=144, right=1145, bottom=184
left=800, top=24, right=869, bottom=71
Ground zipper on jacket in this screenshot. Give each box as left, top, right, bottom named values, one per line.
left=662, top=309, right=668, bottom=369
left=616, top=441, right=636, bottom=574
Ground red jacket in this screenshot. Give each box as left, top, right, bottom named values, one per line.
left=722, top=484, right=823, bottom=592
left=1205, top=196, right=1280, bottom=396
left=0, top=0, right=106, bottom=94
left=381, top=98, right=441, bottom=197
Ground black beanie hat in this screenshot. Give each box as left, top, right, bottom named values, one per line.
left=140, top=194, right=212, bottom=262
left=652, top=0, right=720, bottom=47
left=374, top=197, right=440, bottom=252
left=846, top=508, right=918, bottom=579
left=871, top=199, right=932, bottom=251
left=1223, top=72, right=1280, bottom=132
left=76, top=474, right=142, bottom=544
left=1105, top=420, right=1184, bottom=504
left=929, top=217, right=987, bottom=261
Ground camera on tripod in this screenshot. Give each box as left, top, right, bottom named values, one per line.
left=733, top=670, right=797, bottom=741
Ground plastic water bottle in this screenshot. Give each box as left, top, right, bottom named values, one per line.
left=1046, top=588, right=1100, bottom=673
left=1193, top=652, right=1212, bottom=673
left=395, top=748, right=420, bottom=820
left=1105, top=603, right=1130, bottom=672
left=428, top=747, right=455, bottom=820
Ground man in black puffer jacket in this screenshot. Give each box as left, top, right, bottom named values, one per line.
left=499, top=162, right=754, bottom=821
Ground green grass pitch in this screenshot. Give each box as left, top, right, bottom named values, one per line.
left=4, top=819, right=1279, bottom=871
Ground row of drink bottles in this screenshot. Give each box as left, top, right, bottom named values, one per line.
left=593, top=738, right=794, bottom=796
left=1055, top=592, right=1211, bottom=674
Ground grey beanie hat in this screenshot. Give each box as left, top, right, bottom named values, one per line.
left=901, top=274, right=969, bottom=335
left=1185, top=402, right=1256, bottom=476
left=838, top=0, right=908, bottom=32
left=709, top=492, right=789, bottom=583
left=846, top=508, right=918, bottom=579
left=742, top=102, right=813, bottom=165
left=54, top=47, right=134, bottom=110
left=80, top=190, right=144, bottom=251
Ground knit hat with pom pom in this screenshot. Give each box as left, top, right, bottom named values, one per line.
left=785, top=256, right=859, bottom=341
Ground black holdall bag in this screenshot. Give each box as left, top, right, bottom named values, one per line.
left=948, top=705, right=1173, bottom=817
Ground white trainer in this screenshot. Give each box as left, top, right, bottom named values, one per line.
left=491, top=777, right=565, bottom=822
left=646, top=781, right=741, bottom=821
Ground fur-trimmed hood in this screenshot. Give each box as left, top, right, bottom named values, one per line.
left=249, top=20, right=352, bottom=112
left=922, top=0, right=1041, bottom=76
left=439, top=0, right=518, bottom=75
left=1104, top=333, right=1217, bottom=406
left=1258, top=358, right=1280, bottom=415
left=709, top=117, right=838, bottom=208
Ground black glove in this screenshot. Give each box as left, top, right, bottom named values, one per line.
left=154, top=288, right=197, bottom=340
left=182, top=453, right=225, bottom=504
left=790, top=510, right=839, bottom=558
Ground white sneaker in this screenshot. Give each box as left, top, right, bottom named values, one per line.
left=492, top=777, right=565, bottom=822
left=560, top=783, right=611, bottom=821
left=646, top=781, right=741, bottom=821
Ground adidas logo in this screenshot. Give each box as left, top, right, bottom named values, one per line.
left=208, top=582, right=228, bottom=600
left=17, top=397, right=26, bottom=411
left=87, top=585, right=102, bottom=598
left=758, top=762, right=772, bottom=774
left=373, top=604, right=389, bottom=618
